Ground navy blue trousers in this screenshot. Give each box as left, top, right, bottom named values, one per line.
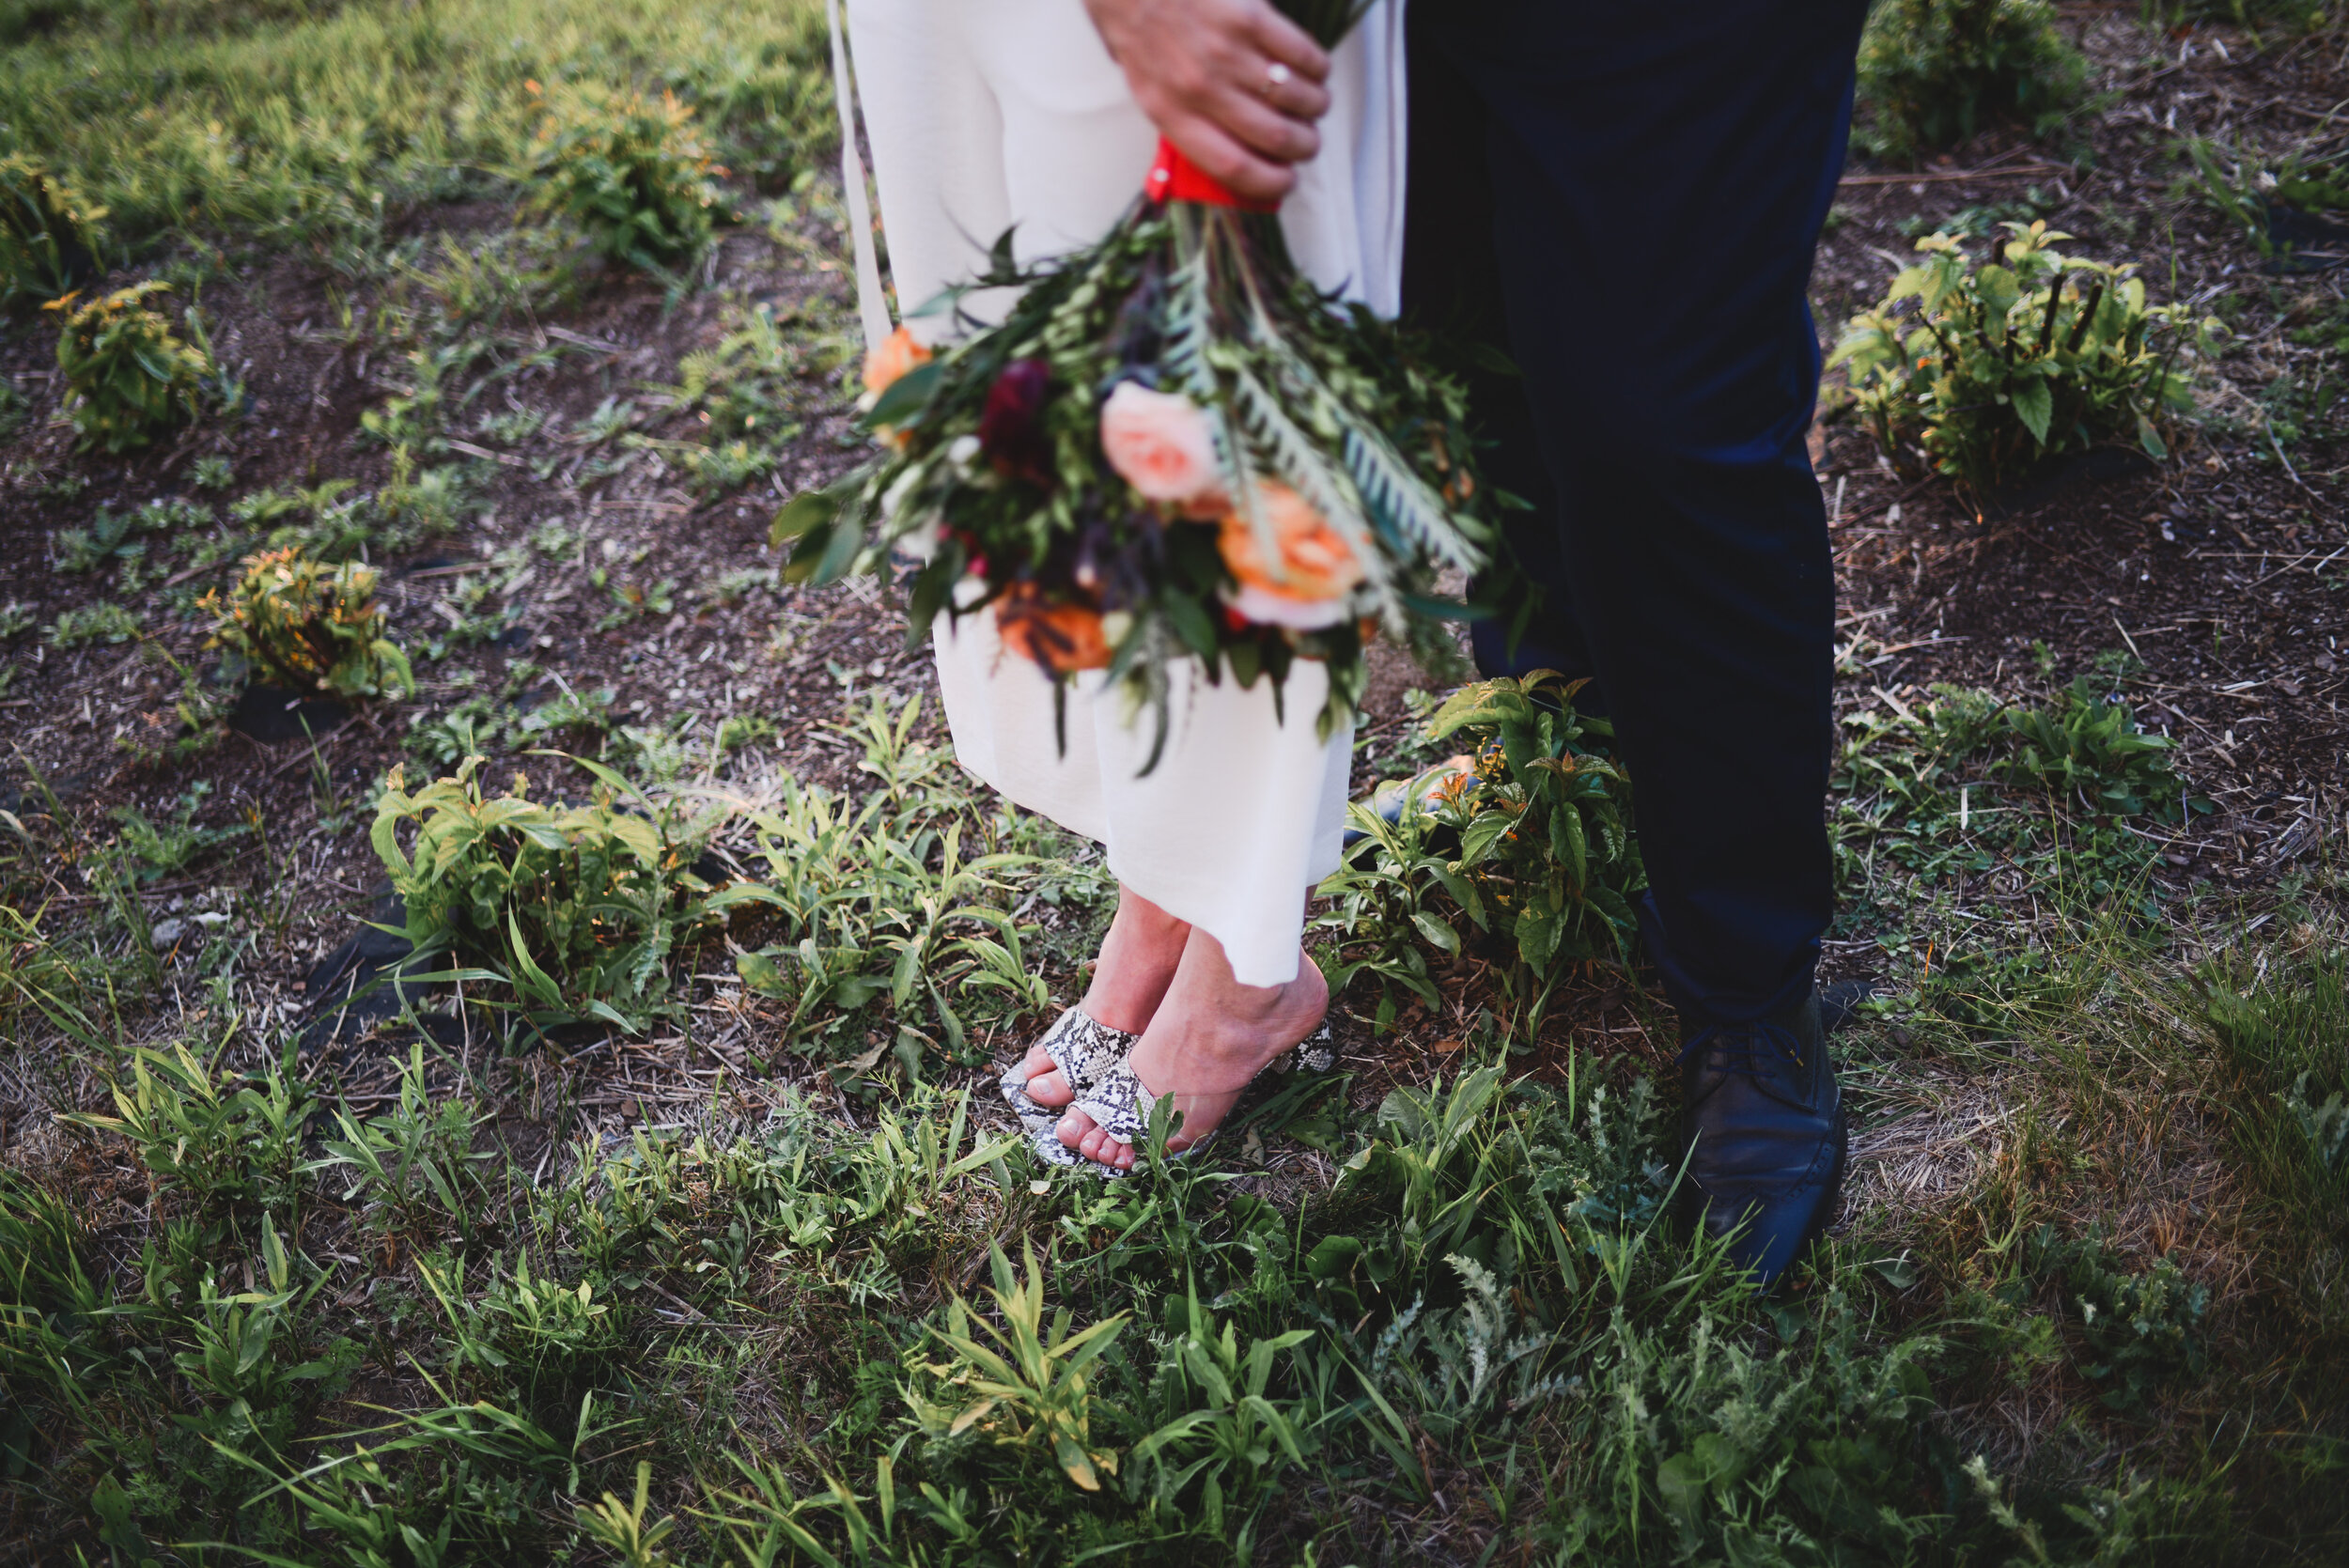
left=1402, top=0, right=1871, bottom=1027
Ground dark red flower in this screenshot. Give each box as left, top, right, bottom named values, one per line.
left=980, top=358, right=1054, bottom=484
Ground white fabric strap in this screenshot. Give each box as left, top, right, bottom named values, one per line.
left=826, top=0, right=894, bottom=353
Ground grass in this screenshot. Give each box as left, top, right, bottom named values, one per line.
left=0, top=0, right=2344, bottom=1560
left=0, top=0, right=831, bottom=258
left=3, top=672, right=2345, bottom=1562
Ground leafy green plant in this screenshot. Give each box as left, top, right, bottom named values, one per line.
left=54, top=506, right=142, bottom=576
left=200, top=547, right=416, bottom=700
left=317, top=1043, right=490, bottom=1235
left=406, top=695, right=499, bottom=767
left=729, top=697, right=1050, bottom=1063
left=370, top=754, right=730, bottom=1033
left=46, top=600, right=141, bottom=647
left=1550, top=1292, right=1949, bottom=1561
left=2186, top=133, right=2349, bottom=272
left=420, top=1249, right=623, bottom=1402
left=111, top=783, right=245, bottom=882
left=512, top=682, right=618, bottom=749
left=1999, top=675, right=2195, bottom=822
left=1317, top=670, right=1641, bottom=1027
left=1829, top=223, right=2205, bottom=495
left=1126, top=1290, right=1315, bottom=1535
left=169, top=1219, right=355, bottom=1452
left=47, top=280, right=211, bottom=453
left=663, top=299, right=818, bottom=442
left=1855, top=0, right=2086, bottom=164
left=0, top=153, right=101, bottom=311
left=526, top=79, right=728, bottom=272
left=1366, top=1251, right=1568, bottom=1439
left=66, top=1042, right=311, bottom=1219
left=2034, top=1228, right=2210, bottom=1413
left=907, top=1243, right=1129, bottom=1492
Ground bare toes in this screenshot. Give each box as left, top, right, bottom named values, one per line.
left=1026, top=1068, right=1072, bottom=1106
left=1057, top=1110, right=1095, bottom=1149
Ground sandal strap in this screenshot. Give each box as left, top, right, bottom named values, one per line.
left=1069, top=1058, right=1157, bottom=1149
left=999, top=1007, right=1136, bottom=1120
left=1268, top=1022, right=1336, bottom=1076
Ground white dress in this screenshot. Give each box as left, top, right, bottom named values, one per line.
left=842, top=0, right=1408, bottom=986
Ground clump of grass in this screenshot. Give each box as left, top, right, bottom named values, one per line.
left=1855, top=0, right=2087, bottom=165
left=2203, top=944, right=2349, bottom=1294
left=371, top=753, right=732, bottom=1035
left=46, top=598, right=141, bottom=646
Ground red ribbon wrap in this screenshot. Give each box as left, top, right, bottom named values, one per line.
left=1143, top=136, right=1281, bottom=213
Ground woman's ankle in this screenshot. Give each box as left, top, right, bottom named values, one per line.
left=1081, top=886, right=1191, bottom=1033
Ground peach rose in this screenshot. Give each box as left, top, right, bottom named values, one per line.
left=862, top=325, right=930, bottom=400
left=1099, top=381, right=1226, bottom=510
left=996, top=585, right=1112, bottom=674
left=1216, top=482, right=1363, bottom=629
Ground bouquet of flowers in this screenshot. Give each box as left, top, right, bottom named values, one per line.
left=778, top=0, right=1488, bottom=768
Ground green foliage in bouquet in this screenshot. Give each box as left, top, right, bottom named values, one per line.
left=780, top=217, right=1487, bottom=762
left=0, top=154, right=102, bottom=312
left=1319, top=671, right=1643, bottom=1027
left=1828, top=223, right=2205, bottom=496
left=47, top=280, right=210, bottom=453
left=201, top=547, right=416, bottom=701
left=525, top=79, right=728, bottom=272
left=1855, top=0, right=2085, bottom=164
left=370, top=755, right=726, bottom=1033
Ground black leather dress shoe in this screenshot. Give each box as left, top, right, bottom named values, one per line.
left=1673, top=987, right=1848, bottom=1289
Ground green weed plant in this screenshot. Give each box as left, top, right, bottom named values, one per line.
left=370, top=753, right=729, bottom=1034
left=1319, top=669, right=1642, bottom=1030
left=0, top=152, right=101, bottom=309
left=526, top=78, right=728, bottom=273
left=1855, top=0, right=2086, bottom=164
left=45, top=599, right=141, bottom=646
left=47, top=279, right=211, bottom=452
left=201, top=546, right=416, bottom=700
left=728, top=697, right=1055, bottom=1066
left=1830, top=222, right=2206, bottom=496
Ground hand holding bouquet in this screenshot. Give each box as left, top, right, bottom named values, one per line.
left=779, top=0, right=1488, bottom=768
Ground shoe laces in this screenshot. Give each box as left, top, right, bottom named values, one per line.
left=1678, top=1018, right=1806, bottom=1079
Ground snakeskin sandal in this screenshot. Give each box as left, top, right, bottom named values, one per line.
left=1061, top=1022, right=1336, bottom=1177
left=1000, top=1007, right=1139, bottom=1166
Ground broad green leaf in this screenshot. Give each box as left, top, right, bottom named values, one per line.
left=2010, top=375, right=2054, bottom=446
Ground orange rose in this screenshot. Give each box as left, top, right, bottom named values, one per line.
left=1216, top=482, right=1363, bottom=630
left=996, top=586, right=1111, bottom=674
left=862, top=325, right=930, bottom=400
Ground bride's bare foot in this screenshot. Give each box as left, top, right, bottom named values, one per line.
left=1005, top=885, right=1189, bottom=1109
left=1056, top=932, right=1328, bottom=1172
